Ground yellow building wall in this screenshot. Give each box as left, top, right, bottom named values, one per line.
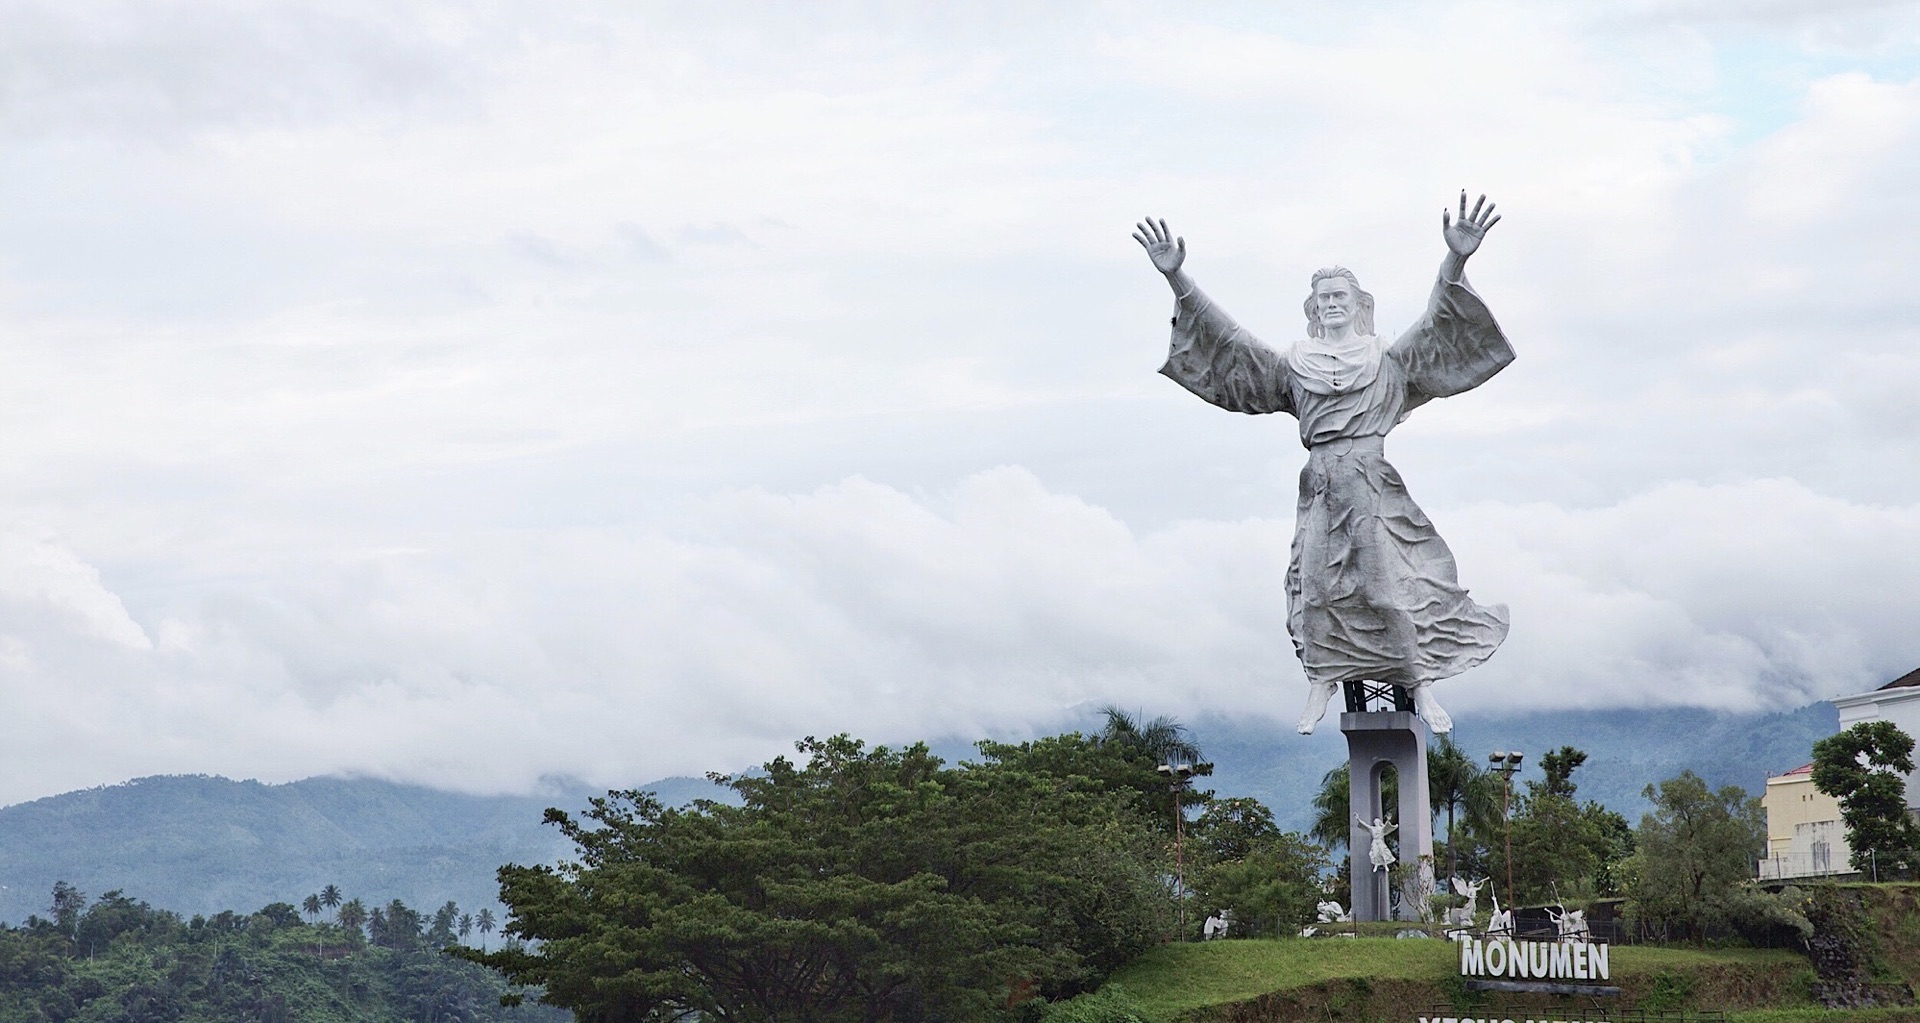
left=1761, top=771, right=1847, bottom=877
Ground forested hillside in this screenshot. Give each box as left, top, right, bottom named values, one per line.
left=0, top=887, right=568, bottom=1022
left=0, top=703, right=1839, bottom=926
left=0, top=773, right=721, bottom=925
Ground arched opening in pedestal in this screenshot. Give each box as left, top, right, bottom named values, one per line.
left=1342, top=710, right=1435, bottom=922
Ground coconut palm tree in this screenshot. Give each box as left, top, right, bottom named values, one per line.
left=338, top=898, right=367, bottom=942
left=1097, top=705, right=1202, bottom=763
left=1428, top=734, right=1501, bottom=883
left=319, top=884, right=343, bottom=921
left=301, top=894, right=324, bottom=956
left=475, top=908, right=495, bottom=950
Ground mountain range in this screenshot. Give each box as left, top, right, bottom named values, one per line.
left=0, top=701, right=1840, bottom=925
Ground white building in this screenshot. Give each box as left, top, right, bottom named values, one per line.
left=1831, top=665, right=1920, bottom=813
left=1757, top=665, right=1920, bottom=880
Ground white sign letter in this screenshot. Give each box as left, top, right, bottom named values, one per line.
left=1461, top=940, right=1484, bottom=976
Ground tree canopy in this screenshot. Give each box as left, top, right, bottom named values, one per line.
left=1625, top=771, right=1781, bottom=942
left=0, top=884, right=557, bottom=1023
left=1484, top=746, right=1632, bottom=903
left=1811, top=720, right=1920, bottom=874
left=462, top=733, right=1181, bottom=1023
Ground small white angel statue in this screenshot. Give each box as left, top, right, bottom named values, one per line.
left=1356, top=815, right=1397, bottom=872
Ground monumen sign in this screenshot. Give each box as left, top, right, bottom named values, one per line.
left=1458, top=939, right=1609, bottom=982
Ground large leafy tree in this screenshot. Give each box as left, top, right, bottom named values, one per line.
left=462, top=733, right=1175, bottom=1023
left=1485, top=747, right=1632, bottom=903
left=1190, top=797, right=1280, bottom=863
left=1188, top=798, right=1328, bottom=937
left=1625, top=771, right=1767, bottom=939
left=49, top=882, right=86, bottom=942
left=1536, top=746, right=1586, bottom=799
left=1811, top=720, right=1920, bottom=874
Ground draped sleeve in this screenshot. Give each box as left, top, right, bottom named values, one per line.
left=1387, top=274, right=1515, bottom=404
left=1157, top=282, right=1295, bottom=416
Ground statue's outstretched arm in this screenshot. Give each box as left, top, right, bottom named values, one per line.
left=1390, top=192, right=1515, bottom=402
left=1439, top=191, right=1500, bottom=282
left=1133, top=216, right=1193, bottom=296
left=1145, top=217, right=1294, bottom=416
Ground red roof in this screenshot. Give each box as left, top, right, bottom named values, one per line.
left=1782, top=763, right=1813, bottom=776
left=1880, top=666, right=1920, bottom=690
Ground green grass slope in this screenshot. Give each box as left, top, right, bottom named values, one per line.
left=1106, top=939, right=1818, bottom=1023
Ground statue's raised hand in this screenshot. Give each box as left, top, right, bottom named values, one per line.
left=1442, top=191, right=1500, bottom=258
left=1133, top=217, right=1186, bottom=274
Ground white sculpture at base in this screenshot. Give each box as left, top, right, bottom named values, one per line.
left=1202, top=909, right=1234, bottom=940
left=1137, top=194, right=1514, bottom=736
left=1485, top=890, right=1513, bottom=937
left=1357, top=815, right=1398, bottom=872
left=1316, top=900, right=1352, bottom=924
left=1549, top=904, right=1590, bottom=943
left=1446, top=876, right=1486, bottom=928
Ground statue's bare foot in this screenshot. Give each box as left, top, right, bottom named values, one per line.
left=1411, top=683, right=1452, bottom=733
left=1297, top=681, right=1338, bottom=734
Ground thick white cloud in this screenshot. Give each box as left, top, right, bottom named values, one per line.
left=1, top=1, right=1918, bottom=804
left=2, top=469, right=1916, bottom=807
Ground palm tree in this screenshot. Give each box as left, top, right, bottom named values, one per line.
left=1428, top=734, right=1501, bottom=884
left=319, top=884, right=343, bottom=921
left=475, top=908, right=495, bottom=951
left=302, top=894, right=324, bottom=956
left=1310, top=763, right=1352, bottom=852
left=338, top=898, right=367, bottom=942
left=1097, top=705, right=1202, bottom=763
left=458, top=913, right=473, bottom=943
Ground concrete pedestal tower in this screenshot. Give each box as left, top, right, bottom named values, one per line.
left=1342, top=683, right=1435, bottom=922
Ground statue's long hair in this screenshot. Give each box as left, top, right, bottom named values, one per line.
left=1303, top=266, right=1376, bottom=338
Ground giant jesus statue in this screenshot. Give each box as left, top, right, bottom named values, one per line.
left=1136, top=193, right=1512, bottom=736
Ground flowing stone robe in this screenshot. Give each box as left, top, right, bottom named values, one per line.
left=1160, top=274, right=1513, bottom=690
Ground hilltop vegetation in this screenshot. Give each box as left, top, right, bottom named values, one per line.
left=463, top=717, right=1342, bottom=1023
left=0, top=885, right=565, bottom=1023
left=0, top=773, right=731, bottom=926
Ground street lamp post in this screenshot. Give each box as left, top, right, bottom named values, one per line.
left=1157, top=761, right=1210, bottom=938
left=1488, top=751, right=1524, bottom=907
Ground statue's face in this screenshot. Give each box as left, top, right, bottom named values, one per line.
left=1312, top=276, right=1356, bottom=331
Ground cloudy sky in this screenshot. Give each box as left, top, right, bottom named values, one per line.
left=2, top=0, right=1919, bottom=805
